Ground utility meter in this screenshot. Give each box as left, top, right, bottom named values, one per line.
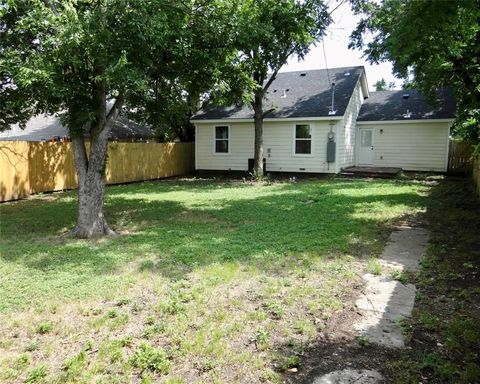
left=327, top=131, right=335, bottom=163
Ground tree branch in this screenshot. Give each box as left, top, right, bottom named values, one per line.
left=327, top=0, right=347, bottom=16
left=105, top=94, right=124, bottom=128
left=262, top=107, right=276, bottom=118
left=263, top=67, right=281, bottom=92
left=263, top=47, right=295, bottom=92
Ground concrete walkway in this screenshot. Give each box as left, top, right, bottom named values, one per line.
left=311, top=226, right=429, bottom=383
left=354, top=226, right=428, bottom=348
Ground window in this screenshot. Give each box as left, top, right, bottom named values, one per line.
left=360, top=129, right=372, bottom=147
left=294, top=124, right=312, bottom=154
left=215, top=126, right=229, bottom=153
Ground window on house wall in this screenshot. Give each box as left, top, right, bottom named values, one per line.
left=215, top=125, right=229, bottom=153
left=295, top=124, right=312, bottom=154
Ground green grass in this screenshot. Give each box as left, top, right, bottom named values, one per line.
left=0, top=178, right=429, bottom=383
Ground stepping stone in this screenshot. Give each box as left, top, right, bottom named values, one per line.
left=379, top=226, right=429, bottom=272
left=354, top=312, right=405, bottom=349
left=354, top=274, right=417, bottom=348
left=355, top=274, right=416, bottom=318
left=312, top=369, right=383, bottom=384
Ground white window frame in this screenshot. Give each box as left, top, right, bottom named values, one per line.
left=213, top=125, right=230, bottom=155
left=292, top=123, right=314, bottom=157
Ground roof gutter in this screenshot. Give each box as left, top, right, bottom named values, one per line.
left=191, top=116, right=343, bottom=124
left=357, top=118, right=454, bottom=125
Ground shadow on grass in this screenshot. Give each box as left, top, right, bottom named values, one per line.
left=0, top=177, right=436, bottom=380
left=1, top=179, right=427, bottom=280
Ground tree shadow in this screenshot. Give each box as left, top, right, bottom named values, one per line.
left=0, top=142, right=31, bottom=201
left=28, top=142, right=78, bottom=193
left=1, top=179, right=428, bottom=281
left=0, top=177, right=433, bottom=378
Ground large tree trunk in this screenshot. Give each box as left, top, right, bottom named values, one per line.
left=69, top=69, right=123, bottom=238
left=71, top=132, right=114, bottom=238
left=253, top=90, right=264, bottom=178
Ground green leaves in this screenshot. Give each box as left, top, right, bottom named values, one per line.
left=212, top=0, right=331, bottom=105
left=1, top=0, right=332, bottom=142
left=350, top=0, right=480, bottom=145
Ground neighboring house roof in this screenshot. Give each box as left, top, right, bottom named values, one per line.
left=192, top=66, right=366, bottom=121
left=0, top=113, right=153, bottom=142
left=357, top=89, right=456, bottom=122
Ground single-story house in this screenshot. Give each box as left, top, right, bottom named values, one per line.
left=191, top=66, right=455, bottom=173
left=0, top=111, right=153, bottom=142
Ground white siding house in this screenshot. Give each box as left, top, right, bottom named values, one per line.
left=192, top=67, right=455, bottom=174
left=356, top=89, right=455, bottom=172
left=356, top=121, right=451, bottom=172
left=195, top=119, right=346, bottom=173
left=336, top=77, right=368, bottom=171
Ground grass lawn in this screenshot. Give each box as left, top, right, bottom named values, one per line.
left=0, top=177, right=429, bottom=383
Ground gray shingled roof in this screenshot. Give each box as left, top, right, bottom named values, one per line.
left=192, top=66, right=365, bottom=120
left=357, top=89, right=455, bottom=121
left=0, top=112, right=153, bottom=142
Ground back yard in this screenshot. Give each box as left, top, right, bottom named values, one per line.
left=0, top=177, right=440, bottom=382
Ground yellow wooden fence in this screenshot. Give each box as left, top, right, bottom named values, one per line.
left=0, top=141, right=194, bottom=202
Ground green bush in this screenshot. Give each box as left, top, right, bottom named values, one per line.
left=130, top=343, right=170, bottom=374
left=25, top=364, right=48, bottom=383
left=36, top=322, right=53, bottom=335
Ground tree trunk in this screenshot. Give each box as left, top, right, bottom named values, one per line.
left=253, top=90, right=264, bottom=178
left=69, top=67, right=122, bottom=238
left=71, top=132, right=115, bottom=238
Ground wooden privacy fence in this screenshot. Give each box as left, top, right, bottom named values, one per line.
left=448, top=140, right=473, bottom=174
left=473, top=158, right=480, bottom=196
left=0, top=141, right=194, bottom=202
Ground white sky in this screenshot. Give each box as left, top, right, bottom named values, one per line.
left=280, top=1, right=399, bottom=91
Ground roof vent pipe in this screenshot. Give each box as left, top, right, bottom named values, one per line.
left=328, top=82, right=337, bottom=115
left=402, top=93, right=410, bottom=99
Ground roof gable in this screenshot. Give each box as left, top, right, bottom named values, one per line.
left=192, top=66, right=365, bottom=121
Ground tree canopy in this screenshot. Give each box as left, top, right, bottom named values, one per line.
left=0, top=0, right=240, bottom=237
left=1, top=0, right=332, bottom=235
left=350, top=0, right=480, bottom=146
left=228, top=0, right=331, bottom=177
left=373, top=78, right=395, bottom=91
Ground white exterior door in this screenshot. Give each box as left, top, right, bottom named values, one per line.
left=358, top=128, right=375, bottom=165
